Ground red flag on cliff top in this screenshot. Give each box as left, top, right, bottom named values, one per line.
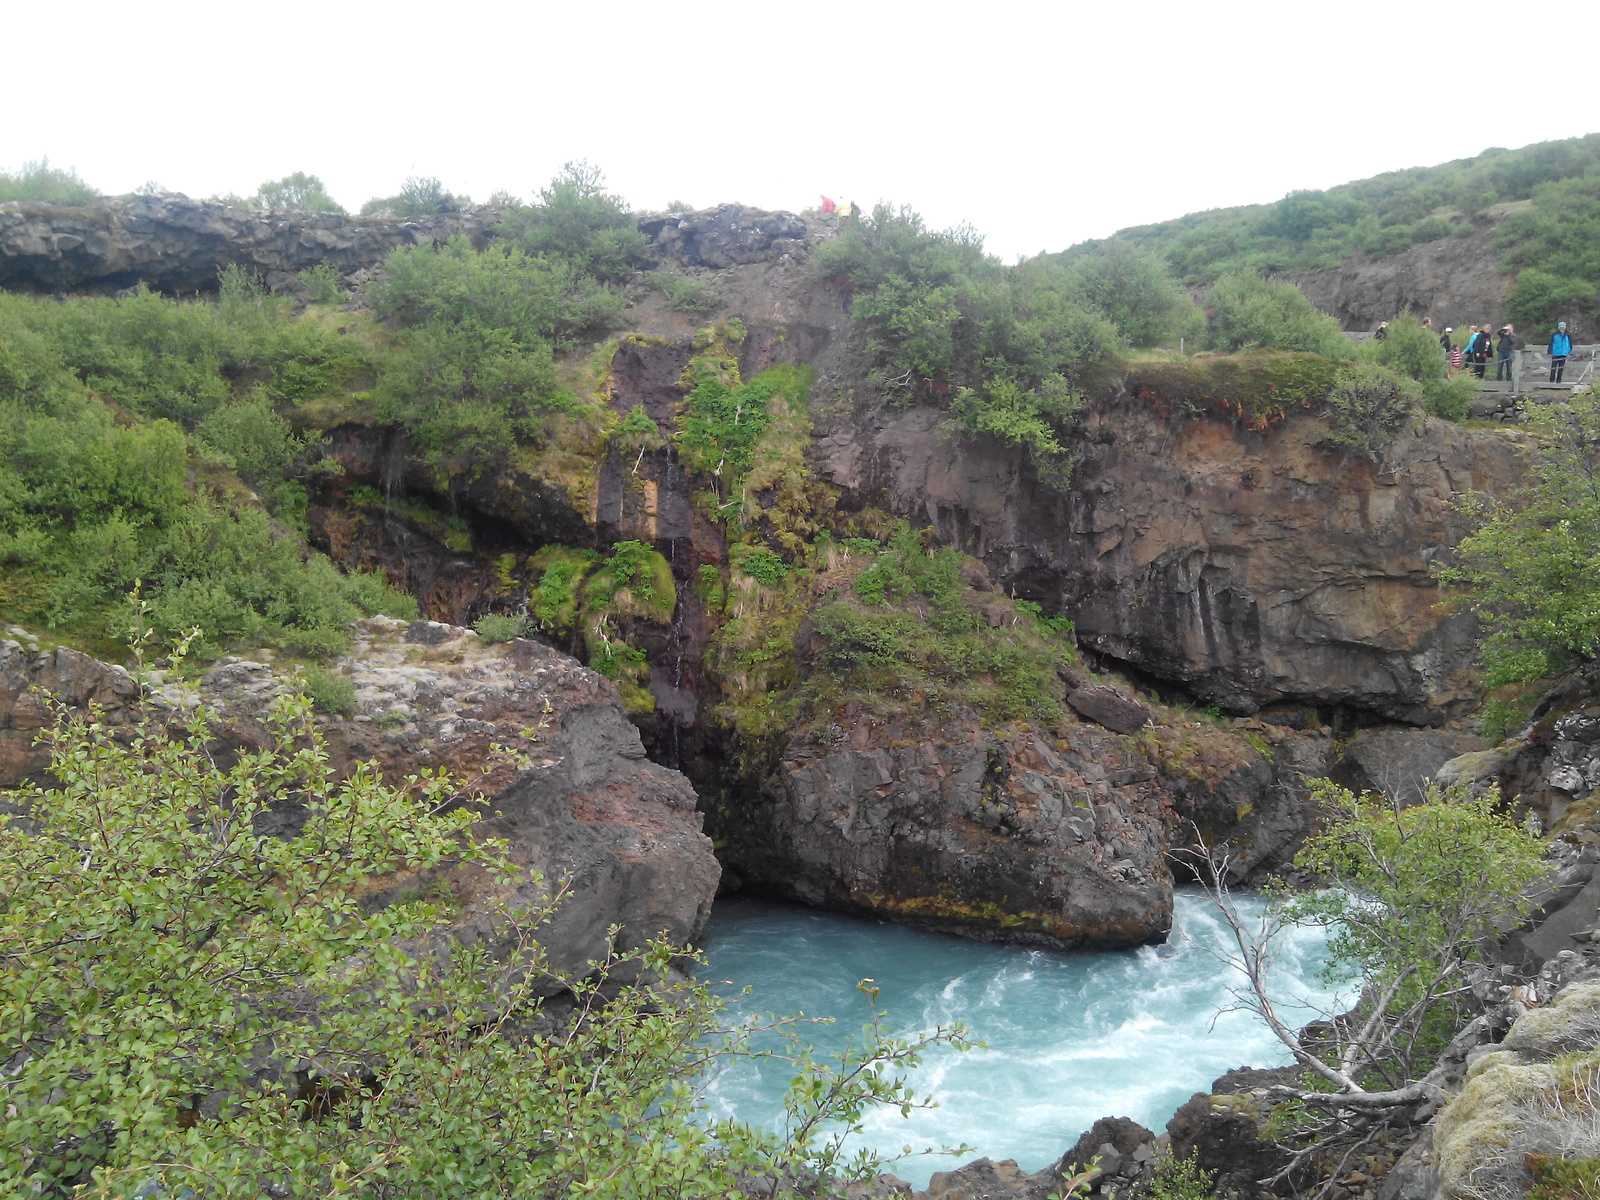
left=820, top=196, right=837, bottom=213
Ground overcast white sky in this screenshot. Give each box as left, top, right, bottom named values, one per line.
left=9, top=0, right=1595, bottom=262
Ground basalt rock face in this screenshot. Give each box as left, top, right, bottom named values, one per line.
left=0, top=621, right=719, bottom=982
left=819, top=398, right=1529, bottom=724
left=1283, top=221, right=1511, bottom=333
left=0, top=194, right=500, bottom=295
left=737, top=713, right=1175, bottom=951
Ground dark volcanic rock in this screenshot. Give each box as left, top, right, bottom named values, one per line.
left=1331, top=727, right=1486, bottom=805
left=723, top=711, right=1174, bottom=950
left=1066, top=684, right=1152, bottom=734
left=818, top=398, right=1529, bottom=725
left=641, top=204, right=809, bottom=269
left=0, top=194, right=499, bottom=294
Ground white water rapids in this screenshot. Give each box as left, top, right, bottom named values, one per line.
left=697, top=889, right=1352, bottom=1188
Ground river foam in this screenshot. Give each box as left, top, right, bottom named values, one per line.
left=698, top=889, right=1350, bottom=1188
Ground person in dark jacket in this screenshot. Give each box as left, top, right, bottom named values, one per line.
left=1467, top=325, right=1493, bottom=378
left=1550, top=322, right=1573, bottom=382
left=1373, top=321, right=1389, bottom=341
left=1496, top=324, right=1523, bottom=384
left=1440, top=326, right=1454, bottom=355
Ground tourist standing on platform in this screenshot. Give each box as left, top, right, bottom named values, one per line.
left=1496, top=325, right=1522, bottom=386
left=1549, top=322, right=1573, bottom=382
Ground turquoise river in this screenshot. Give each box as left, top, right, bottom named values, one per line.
left=697, top=889, right=1350, bottom=1188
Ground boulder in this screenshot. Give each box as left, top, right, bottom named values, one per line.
left=720, top=710, right=1173, bottom=951
left=1, top=621, right=720, bottom=983
left=1332, top=727, right=1486, bottom=805
left=1066, top=684, right=1151, bottom=734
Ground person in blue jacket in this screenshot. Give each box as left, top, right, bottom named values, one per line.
left=1549, top=322, right=1573, bottom=382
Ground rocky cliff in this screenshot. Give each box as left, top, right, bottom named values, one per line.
left=0, top=195, right=1536, bottom=950
left=0, top=619, right=720, bottom=980
left=0, top=193, right=500, bottom=295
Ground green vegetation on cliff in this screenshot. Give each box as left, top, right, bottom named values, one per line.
left=0, top=285, right=412, bottom=658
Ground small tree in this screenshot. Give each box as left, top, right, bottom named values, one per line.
left=252, top=171, right=346, bottom=213
left=1191, top=778, right=1548, bottom=1181
left=1439, top=388, right=1600, bottom=685
left=1204, top=270, right=1354, bottom=359
left=1358, top=311, right=1475, bottom=422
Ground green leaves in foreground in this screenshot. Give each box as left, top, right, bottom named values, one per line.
left=0, top=646, right=970, bottom=1197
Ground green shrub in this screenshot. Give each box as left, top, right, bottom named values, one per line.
left=474, top=612, right=530, bottom=643
left=1358, top=311, right=1474, bottom=422
left=656, top=267, right=723, bottom=314
left=1321, top=361, right=1422, bottom=453
left=250, top=171, right=345, bottom=213
left=1148, top=1152, right=1217, bottom=1200
left=1126, top=351, right=1338, bottom=429
left=368, top=235, right=617, bottom=472
left=736, top=545, right=789, bottom=586
left=814, top=204, right=1119, bottom=477
left=1035, top=241, right=1203, bottom=346
left=529, top=546, right=600, bottom=634
left=0, top=157, right=97, bottom=205
left=496, top=161, right=650, bottom=282
left=360, top=175, right=461, bottom=216
left=298, top=263, right=344, bottom=304
left=299, top=663, right=356, bottom=715
left=1204, top=271, right=1354, bottom=359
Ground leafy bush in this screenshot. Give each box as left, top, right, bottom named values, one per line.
left=474, top=612, right=531, bottom=643
left=1035, top=241, right=1203, bottom=346
left=656, top=267, right=723, bottom=313
left=1289, top=779, right=1549, bottom=1081
left=735, top=545, right=789, bottom=585
left=246, top=171, right=345, bottom=213
left=0, top=156, right=97, bottom=205
left=814, top=204, right=1120, bottom=476
left=360, top=175, right=463, bottom=216
left=496, top=161, right=649, bottom=282
left=1126, top=351, right=1338, bottom=430
left=195, top=393, right=308, bottom=519
left=1357, top=311, right=1475, bottom=422
left=0, top=678, right=970, bottom=1195
left=368, top=235, right=618, bottom=471
left=1204, top=270, right=1354, bottom=359
left=1148, top=1152, right=1217, bottom=1200
left=299, top=663, right=356, bottom=715
left=1321, top=361, right=1422, bottom=453
left=1440, top=389, right=1600, bottom=684
left=298, top=263, right=344, bottom=304
left=529, top=545, right=600, bottom=633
